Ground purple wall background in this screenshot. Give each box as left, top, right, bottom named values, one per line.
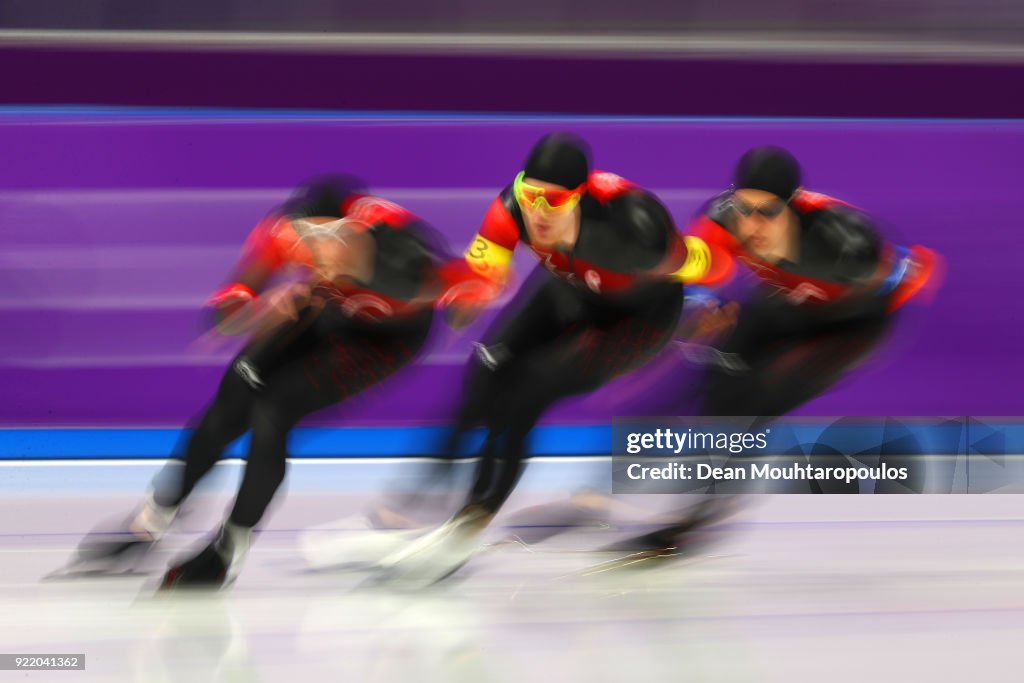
left=2, top=112, right=1021, bottom=426
left=3, top=46, right=1024, bottom=118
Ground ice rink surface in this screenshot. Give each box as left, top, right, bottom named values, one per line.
left=1, top=460, right=1023, bottom=682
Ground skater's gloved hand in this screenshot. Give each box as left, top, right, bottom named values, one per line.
left=208, top=281, right=313, bottom=337
left=436, top=253, right=507, bottom=332
left=438, top=277, right=502, bottom=331
left=208, top=283, right=258, bottom=336
left=262, top=281, right=312, bottom=322
left=238, top=281, right=317, bottom=341
left=677, top=300, right=739, bottom=345
left=444, top=302, right=487, bottom=330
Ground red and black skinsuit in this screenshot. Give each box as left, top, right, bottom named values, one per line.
left=689, top=189, right=939, bottom=420
left=448, top=171, right=715, bottom=513
left=155, top=180, right=459, bottom=528
left=603, top=190, right=941, bottom=546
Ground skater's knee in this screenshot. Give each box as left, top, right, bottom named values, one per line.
left=192, top=405, right=247, bottom=448
left=244, top=401, right=293, bottom=477
left=249, top=396, right=301, bottom=437
left=459, top=367, right=498, bottom=412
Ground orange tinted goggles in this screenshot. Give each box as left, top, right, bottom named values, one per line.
left=514, top=172, right=585, bottom=212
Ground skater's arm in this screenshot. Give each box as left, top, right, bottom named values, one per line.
left=884, top=244, right=941, bottom=312
left=437, top=196, right=519, bottom=329
left=207, top=215, right=306, bottom=335
left=672, top=213, right=740, bottom=288
left=213, top=215, right=368, bottom=336
left=463, top=196, right=518, bottom=285
left=602, top=190, right=734, bottom=288
left=675, top=299, right=740, bottom=345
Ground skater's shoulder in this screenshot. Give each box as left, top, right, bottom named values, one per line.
left=586, top=170, right=637, bottom=204
left=478, top=187, right=526, bottom=247
left=345, top=194, right=416, bottom=229
left=602, top=190, right=675, bottom=248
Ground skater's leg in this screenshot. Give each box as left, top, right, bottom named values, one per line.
left=66, top=357, right=261, bottom=574
left=468, top=291, right=682, bottom=517
left=380, top=293, right=683, bottom=583
left=152, top=362, right=258, bottom=509
left=604, top=307, right=895, bottom=559
left=163, top=321, right=430, bottom=588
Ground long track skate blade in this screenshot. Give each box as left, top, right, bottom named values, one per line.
left=44, top=543, right=157, bottom=581
left=43, top=564, right=152, bottom=581
left=582, top=548, right=689, bottom=576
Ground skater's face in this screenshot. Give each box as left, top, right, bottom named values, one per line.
left=294, top=216, right=376, bottom=283
left=731, top=189, right=798, bottom=263
left=516, top=175, right=583, bottom=249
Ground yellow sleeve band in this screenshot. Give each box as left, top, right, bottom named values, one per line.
left=672, top=236, right=713, bottom=284
left=464, top=234, right=513, bottom=282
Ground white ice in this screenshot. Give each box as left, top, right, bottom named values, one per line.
left=1, top=460, right=1022, bottom=682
